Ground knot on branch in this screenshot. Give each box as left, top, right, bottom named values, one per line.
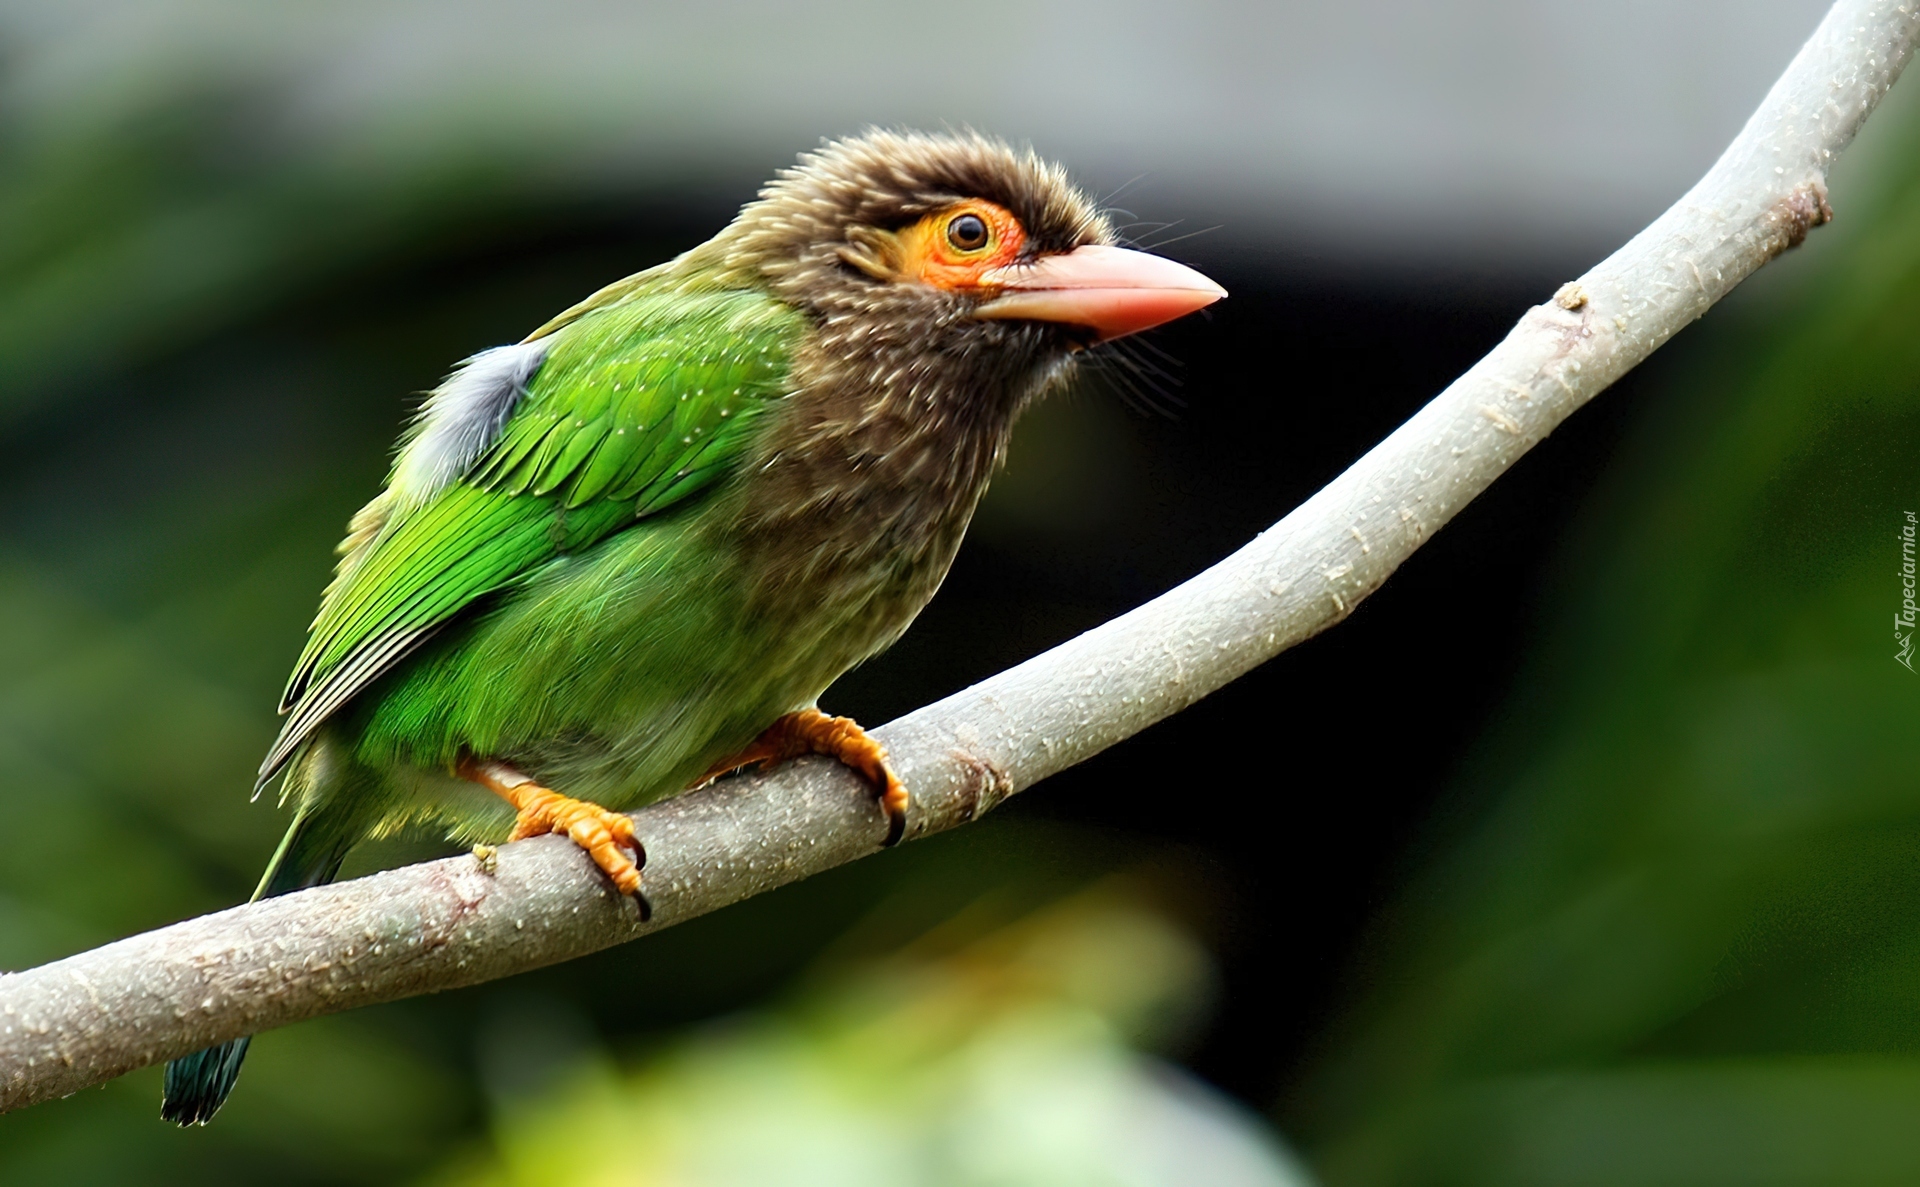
left=1553, top=282, right=1590, bottom=310
left=949, top=748, right=1014, bottom=824
left=1772, top=179, right=1835, bottom=253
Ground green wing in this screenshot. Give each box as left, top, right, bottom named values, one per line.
left=258, top=287, right=804, bottom=786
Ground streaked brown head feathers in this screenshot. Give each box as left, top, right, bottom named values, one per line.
left=716, top=128, right=1114, bottom=297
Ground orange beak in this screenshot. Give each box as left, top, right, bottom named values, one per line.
left=972, top=244, right=1226, bottom=342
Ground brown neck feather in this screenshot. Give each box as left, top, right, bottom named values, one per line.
left=736, top=299, right=1073, bottom=587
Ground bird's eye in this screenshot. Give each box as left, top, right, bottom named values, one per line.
left=946, top=213, right=991, bottom=252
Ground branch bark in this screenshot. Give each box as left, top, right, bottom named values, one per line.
left=2, top=0, right=1915, bottom=1115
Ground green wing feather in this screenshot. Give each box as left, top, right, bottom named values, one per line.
left=259, top=287, right=804, bottom=786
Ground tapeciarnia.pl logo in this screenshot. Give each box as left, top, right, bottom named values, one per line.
left=1899, top=511, right=1916, bottom=671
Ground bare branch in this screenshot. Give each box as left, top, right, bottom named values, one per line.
left=2, top=0, right=1914, bottom=1115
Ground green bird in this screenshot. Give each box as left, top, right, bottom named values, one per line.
left=161, top=130, right=1224, bottom=1124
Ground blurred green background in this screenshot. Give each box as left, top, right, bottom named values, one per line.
left=3, top=2, right=1918, bottom=1184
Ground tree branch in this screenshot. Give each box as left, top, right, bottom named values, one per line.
left=2, top=0, right=1914, bottom=1115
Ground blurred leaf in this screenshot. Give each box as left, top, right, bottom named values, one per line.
left=427, top=889, right=1311, bottom=1187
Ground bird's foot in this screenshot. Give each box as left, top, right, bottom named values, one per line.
left=699, top=708, right=909, bottom=846
left=457, top=758, right=648, bottom=904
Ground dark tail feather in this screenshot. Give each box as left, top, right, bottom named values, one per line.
left=161, top=1038, right=252, bottom=1126
left=161, top=805, right=353, bottom=1126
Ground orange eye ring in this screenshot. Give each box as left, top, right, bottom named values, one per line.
left=897, top=200, right=1027, bottom=290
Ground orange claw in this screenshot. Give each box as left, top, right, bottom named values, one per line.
left=457, top=758, right=648, bottom=905
left=699, top=708, right=910, bottom=846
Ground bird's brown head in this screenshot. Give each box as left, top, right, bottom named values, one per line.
left=701, top=130, right=1224, bottom=404
left=680, top=131, right=1224, bottom=564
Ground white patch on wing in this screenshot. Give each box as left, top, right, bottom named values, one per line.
left=390, top=338, right=551, bottom=508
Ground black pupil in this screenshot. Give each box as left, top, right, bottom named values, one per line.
left=948, top=213, right=989, bottom=250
